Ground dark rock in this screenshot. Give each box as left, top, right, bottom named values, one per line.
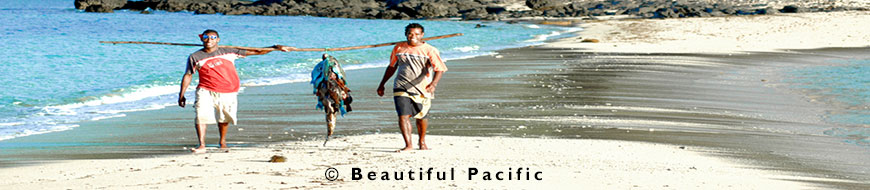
left=269, top=155, right=286, bottom=163
left=397, top=12, right=411, bottom=19
left=121, top=1, right=158, bottom=10
left=152, top=0, right=194, bottom=12
left=392, top=0, right=421, bottom=18
left=635, top=6, right=656, bottom=15
left=462, top=7, right=490, bottom=20
left=581, top=38, right=599, bottom=43
left=821, top=6, right=846, bottom=12
left=543, top=9, right=561, bottom=17
left=364, top=8, right=381, bottom=18
left=735, top=9, right=758, bottom=15
left=780, top=5, right=806, bottom=13
left=485, top=6, right=507, bottom=14
left=379, top=9, right=403, bottom=19
left=210, top=1, right=235, bottom=13
left=418, top=2, right=449, bottom=18
left=310, top=0, right=343, bottom=9
left=454, top=0, right=484, bottom=12
left=655, top=7, right=678, bottom=18
left=385, top=0, right=405, bottom=8
left=75, top=0, right=126, bottom=12
left=756, top=7, right=777, bottom=15
left=190, top=2, right=214, bottom=14
left=588, top=8, right=605, bottom=16
left=85, top=5, right=114, bottom=13
left=526, top=0, right=561, bottom=11
left=720, top=7, right=736, bottom=15
left=251, top=0, right=283, bottom=6
left=709, top=10, right=726, bottom=17
left=445, top=6, right=461, bottom=17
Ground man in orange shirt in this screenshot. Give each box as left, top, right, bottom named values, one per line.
left=377, top=23, right=447, bottom=152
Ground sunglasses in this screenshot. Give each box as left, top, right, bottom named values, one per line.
left=201, top=35, right=218, bottom=40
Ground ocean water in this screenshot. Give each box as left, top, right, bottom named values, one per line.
left=788, top=59, right=870, bottom=148
left=0, top=0, right=576, bottom=141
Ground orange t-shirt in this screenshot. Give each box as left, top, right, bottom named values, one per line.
left=389, top=42, right=446, bottom=98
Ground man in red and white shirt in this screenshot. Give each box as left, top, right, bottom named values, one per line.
left=178, top=29, right=293, bottom=153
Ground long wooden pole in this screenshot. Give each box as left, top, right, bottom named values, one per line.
left=99, top=33, right=463, bottom=52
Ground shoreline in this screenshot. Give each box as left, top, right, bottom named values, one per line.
left=2, top=11, right=870, bottom=189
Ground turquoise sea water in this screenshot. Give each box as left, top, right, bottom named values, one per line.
left=0, top=0, right=576, bottom=141
left=789, top=59, right=870, bottom=147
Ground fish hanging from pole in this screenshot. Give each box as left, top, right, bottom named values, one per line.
left=311, top=54, right=353, bottom=146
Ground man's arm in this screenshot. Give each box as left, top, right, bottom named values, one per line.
left=425, top=71, right=444, bottom=93
left=178, top=73, right=193, bottom=107
left=245, top=49, right=273, bottom=56
left=244, top=45, right=295, bottom=56
left=426, top=48, right=446, bottom=93
left=377, top=65, right=398, bottom=97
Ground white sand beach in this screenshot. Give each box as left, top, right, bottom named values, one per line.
left=2, top=11, right=869, bottom=189
left=0, top=134, right=816, bottom=189
left=548, top=11, right=870, bottom=54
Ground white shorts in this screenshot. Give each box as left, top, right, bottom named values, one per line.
left=195, top=88, right=238, bottom=125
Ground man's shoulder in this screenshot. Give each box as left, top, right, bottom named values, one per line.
left=421, top=43, right=439, bottom=52
left=189, top=48, right=241, bottom=59
left=189, top=49, right=207, bottom=57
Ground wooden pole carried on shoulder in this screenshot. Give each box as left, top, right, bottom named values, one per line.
left=99, top=33, right=463, bottom=52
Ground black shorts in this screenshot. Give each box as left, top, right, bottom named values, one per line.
left=394, top=96, right=428, bottom=119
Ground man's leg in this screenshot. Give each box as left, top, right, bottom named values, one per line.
left=218, top=122, right=229, bottom=149
left=397, top=115, right=414, bottom=152
left=192, top=123, right=208, bottom=153
left=416, top=118, right=429, bottom=150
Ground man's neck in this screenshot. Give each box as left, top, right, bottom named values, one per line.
left=407, top=41, right=425, bottom=47
left=202, top=47, right=218, bottom=53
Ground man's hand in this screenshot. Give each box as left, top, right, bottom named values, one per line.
left=274, top=45, right=298, bottom=52
left=425, top=84, right=437, bottom=93
left=178, top=96, right=186, bottom=108
left=376, top=86, right=385, bottom=97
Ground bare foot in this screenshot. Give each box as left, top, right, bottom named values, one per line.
left=190, top=147, right=206, bottom=154
left=395, top=146, right=414, bottom=153
left=419, top=145, right=430, bottom=150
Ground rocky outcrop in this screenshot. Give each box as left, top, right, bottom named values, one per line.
left=525, top=0, right=561, bottom=11
left=74, top=0, right=127, bottom=13
left=75, top=0, right=869, bottom=20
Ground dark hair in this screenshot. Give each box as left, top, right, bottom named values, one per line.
left=405, top=23, right=424, bottom=34
left=202, top=29, right=219, bottom=37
